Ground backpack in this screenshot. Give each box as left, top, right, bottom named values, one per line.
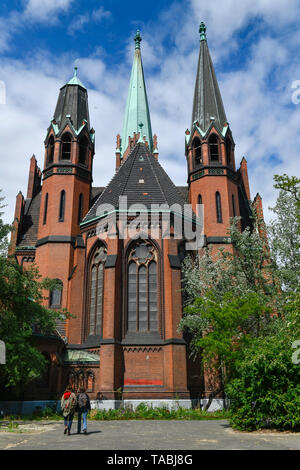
left=77, top=392, right=88, bottom=409
left=61, top=393, right=76, bottom=417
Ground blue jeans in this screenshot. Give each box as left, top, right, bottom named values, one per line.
left=64, top=413, right=74, bottom=431
left=77, top=410, right=88, bottom=433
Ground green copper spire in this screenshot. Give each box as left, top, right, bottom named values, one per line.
left=199, top=22, right=206, bottom=41
left=121, top=30, right=153, bottom=156
left=67, top=66, right=86, bottom=89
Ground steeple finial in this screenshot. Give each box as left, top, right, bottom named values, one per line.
left=134, top=30, right=142, bottom=49
left=199, top=22, right=206, bottom=41
left=138, top=122, right=144, bottom=142
left=67, top=61, right=86, bottom=89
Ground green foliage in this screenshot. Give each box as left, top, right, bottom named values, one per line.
left=180, top=211, right=278, bottom=374
left=268, top=190, right=300, bottom=292
left=90, top=403, right=230, bottom=421
left=273, top=174, right=300, bottom=233
left=226, top=310, right=300, bottom=431
left=0, top=189, right=12, bottom=256
left=182, top=291, right=271, bottom=380
left=180, top=174, right=300, bottom=430
left=0, top=190, right=71, bottom=395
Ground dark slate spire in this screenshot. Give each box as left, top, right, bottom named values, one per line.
left=191, top=22, right=227, bottom=133
left=53, top=67, right=90, bottom=133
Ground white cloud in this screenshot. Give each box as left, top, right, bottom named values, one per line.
left=68, top=6, right=111, bottom=36
left=92, top=7, right=111, bottom=22
left=24, top=0, right=74, bottom=22
left=67, top=13, right=90, bottom=35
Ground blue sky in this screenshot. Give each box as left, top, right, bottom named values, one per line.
left=0, top=0, right=300, bottom=226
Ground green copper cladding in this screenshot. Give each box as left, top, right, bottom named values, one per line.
left=67, top=66, right=86, bottom=89
left=121, top=30, right=153, bottom=157
left=199, top=22, right=207, bottom=41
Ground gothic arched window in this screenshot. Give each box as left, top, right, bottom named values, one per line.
left=47, top=135, right=54, bottom=164
left=61, top=133, right=72, bottom=160
left=49, top=279, right=63, bottom=308
left=78, top=193, right=84, bottom=224
left=209, top=134, right=219, bottom=162
left=88, top=246, right=107, bottom=336
left=226, top=138, right=232, bottom=166
left=127, top=240, right=159, bottom=334
left=59, top=190, right=66, bottom=222
left=197, top=194, right=202, bottom=217
left=43, top=193, right=48, bottom=225
left=216, top=191, right=222, bottom=223
left=79, top=135, right=88, bottom=165
left=232, top=194, right=236, bottom=217
left=192, top=137, right=202, bottom=167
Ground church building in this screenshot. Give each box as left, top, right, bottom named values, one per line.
left=10, top=23, right=256, bottom=402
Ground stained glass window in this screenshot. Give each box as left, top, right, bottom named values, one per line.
left=89, top=246, right=107, bottom=336
left=127, top=241, right=158, bottom=333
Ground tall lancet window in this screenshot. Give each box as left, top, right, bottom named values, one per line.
left=209, top=134, right=219, bottom=162
left=216, top=191, right=222, bottom=223
left=79, top=135, right=88, bottom=165
left=192, top=137, right=202, bottom=167
left=61, top=133, right=72, bottom=160
left=88, top=246, right=107, bottom=336
left=59, top=190, right=66, bottom=222
left=127, top=241, right=158, bottom=334
left=47, top=135, right=54, bottom=164
left=226, top=137, right=232, bottom=166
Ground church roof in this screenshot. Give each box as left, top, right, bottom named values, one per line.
left=191, top=22, right=227, bottom=133
left=83, top=142, right=188, bottom=224
left=121, top=31, right=153, bottom=156
left=17, top=190, right=42, bottom=248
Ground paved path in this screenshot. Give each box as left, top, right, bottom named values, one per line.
left=0, top=420, right=299, bottom=450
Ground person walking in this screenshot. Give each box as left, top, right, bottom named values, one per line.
left=76, top=387, right=91, bottom=434
left=61, top=387, right=77, bottom=435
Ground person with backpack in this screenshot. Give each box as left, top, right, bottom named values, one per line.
left=61, top=387, right=77, bottom=435
left=76, top=387, right=91, bottom=434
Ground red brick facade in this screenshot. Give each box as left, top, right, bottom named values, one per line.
left=10, top=26, right=255, bottom=402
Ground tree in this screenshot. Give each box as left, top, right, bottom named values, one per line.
left=0, top=189, right=11, bottom=256
left=179, top=206, right=281, bottom=409
left=268, top=188, right=300, bottom=293
left=0, top=191, right=70, bottom=396
left=226, top=304, right=300, bottom=431
left=273, top=174, right=300, bottom=233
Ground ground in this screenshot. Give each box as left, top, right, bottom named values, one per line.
left=0, top=420, right=299, bottom=450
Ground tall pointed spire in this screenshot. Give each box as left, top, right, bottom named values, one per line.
left=191, top=22, right=227, bottom=133
left=121, top=30, right=153, bottom=157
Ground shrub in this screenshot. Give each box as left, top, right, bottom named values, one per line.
left=226, top=317, right=300, bottom=431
